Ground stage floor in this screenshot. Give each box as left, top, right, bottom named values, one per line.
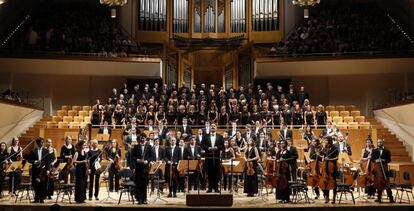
left=1, top=188, right=413, bottom=210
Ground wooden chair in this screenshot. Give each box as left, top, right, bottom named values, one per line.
left=52, top=116, right=62, bottom=122
left=343, top=116, right=354, bottom=123
left=78, top=111, right=88, bottom=117
left=327, top=116, right=332, bottom=123
left=69, top=122, right=80, bottom=129
left=61, top=105, right=71, bottom=111
left=57, top=110, right=67, bottom=117
left=359, top=122, right=371, bottom=129
left=336, top=105, right=346, bottom=112
left=336, top=122, right=348, bottom=130
left=329, top=111, right=340, bottom=117
left=63, top=116, right=73, bottom=123
left=89, top=111, right=93, bottom=116
left=333, top=116, right=343, bottom=123
left=84, top=116, right=91, bottom=123
left=73, top=116, right=83, bottom=123
left=354, top=116, right=365, bottom=123
left=348, top=122, right=359, bottom=129
left=326, top=106, right=335, bottom=112
left=80, top=122, right=89, bottom=128
left=72, top=106, right=81, bottom=112
left=340, top=111, right=350, bottom=117
left=346, top=105, right=357, bottom=111
left=47, top=122, right=58, bottom=128
left=82, top=106, right=91, bottom=112
left=351, top=110, right=361, bottom=117
left=58, top=122, right=69, bottom=129
left=67, top=110, right=78, bottom=117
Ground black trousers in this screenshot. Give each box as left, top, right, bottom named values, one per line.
left=46, top=178, right=54, bottom=197
left=8, top=171, right=21, bottom=193
left=188, top=172, right=200, bottom=191
left=108, top=165, right=119, bottom=191
left=205, top=158, right=220, bottom=191
left=135, top=167, right=149, bottom=203
left=32, top=171, right=45, bottom=201
left=323, top=189, right=337, bottom=201
left=0, top=173, right=5, bottom=196
left=377, top=187, right=393, bottom=200
left=88, top=168, right=100, bottom=198
left=166, top=165, right=178, bottom=195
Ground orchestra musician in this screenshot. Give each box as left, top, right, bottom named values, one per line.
left=321, top=122, right=339, bottom=138
left=320, top=137, right=339, bottom=204
left=371, top=139, right=395, bottom=203
left=275, top=140, right=291, bottom=203
left=201, top=123, right=224, bottom=193
left=60, top=136, right=75, bottom=183
left=279, top=122, right=293, bottom=141
left=45, top=139, right=57, bottom=200
left=183, top=136, right=201, bottom=191
left=98, top=121, right=112, bottom=137
left=178, top=117, right=192, bottom=136
left=256, top=131, right=269, bottom=159
left=132, top=134, right=153, bottom=204
left=28, top=137, right=50, bottom=203
left=107, top=139, right=121, bottom=192
left=242, top=124, right=253, bottom=142
left=0, top=142, right=8, bottom=198
left=177, top=139, right=186, bottom=192
left=359, top=138, right=375, bottom=199
left=124, top=127, right=139, bottom=150
left=222, top=140, right=235, bottom=191
left=244, top=138, right=259, bottom=197
left=87, top=139, right=102, bottom=201
left=287, top=138, right=298, bottom=181
left=335, top=133, right=352, bottom=156
left=150, top=138, right=165, bottom=194
left=165, top=137, right=178, bottom=197
left=73, top=140, right=88, bottom=203
left=308, top=138, right=322, bottom=199
left=7, top=137, right=22, bottom=196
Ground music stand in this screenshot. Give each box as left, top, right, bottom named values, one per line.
left=6, top=161, right=22, bottom=197
left=222, top=159, right=239, bottom=194
left=151, top=162, right=168, bottom=204
left=100, top=162, right=116, bottom=202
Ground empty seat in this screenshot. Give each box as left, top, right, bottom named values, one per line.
left=355, top=116, right=365, bottom=123
left=58, top=122, right=69, bottom=128
left=346, top=105, right=357, bottom=111
left=52, top=116, right=62, bottom=122
left=333, top=116, right=343, bottom=123
left=89, top=111, right=93, bottom=116
left=359, top=122, right=371, bottom=129
left=336, top=105, right=346, bottom=112
left=329, top=111, right=339, bottom=117
left=69, top=122, right=80, bottom=129
left=63, top=116, right=73, bottom=123
left=348, top=122, right=359, bottom=129
left=326, top=106, right=335, bottom=112
left=351, top=110, right=361, bottom=117
left=47, top=121, right=58, bottom=128
left=80, top=122, right=89, bottom=128
left=73, top=116, right=83, bottom=123
left=340, top=111, right=350, bottom=117
left=336, top=122, right=348, bottom=130
left=78, top=111, right=88, bottom=117
left=67, top=110, right=78, bottom=117
left=84, top=116, right=91, bottom=123
left=343, top=116, right=354, bottom=123
left=72, top=106, right=81, bottom=112
left=327, top=116, right=332, bottom=123
left=82, top=106, right=91, bottom=112
left=61, top=105, right=71, bottom=111
left=57, top=110, right=67, bottom=117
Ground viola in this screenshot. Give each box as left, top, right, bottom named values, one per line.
left=246, top=161, right=255, bottom=176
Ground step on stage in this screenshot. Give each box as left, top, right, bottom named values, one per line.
left=1, top=190, right=414, bottom=211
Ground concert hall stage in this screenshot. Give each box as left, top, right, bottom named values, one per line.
left=1, top=190, right=413, bottom=211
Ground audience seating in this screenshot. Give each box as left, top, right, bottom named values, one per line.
left=69, top=122, right=80, bottom=129
left=61, top=105, right=71, bottom=111
left=340, top=111, right=350, bottom=117
left=73, top=116, right=84, bottom=123
left=47, top=121, right=58, bottom=128
left=52, top=116, right=62, bottom=122
left=348, top=122, right=359, bottom=129
left=63, top=116, right=73, bottom=123
left=329, top=111, right=339, bottom=117
left=72, top=106, right=81, bottom=112
left=67, top=110, right=78, bottom=117
left=78, top=111, right=88, bottom=117
left=333, top=116, right=343, bottom=123
left=57, top=110, right=67, bottom=117
left=343, top=116, right=354, bottom=123
left=336, top=105, right=346, bottom=112
left=326, top=106, right=335, bottom=112
left=355, top=116, right=365, bottom=123
left=82, top=106, right=91, bottom=112
left=351, top=110, right=361, bottom=117
left=359, top=122, right=370, bottom=129
left=346, top=105, right=357, bottom=111
left=58, top=122, right=69, bottom=129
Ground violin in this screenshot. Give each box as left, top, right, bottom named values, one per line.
left=245, top=147, right=255, bottom=176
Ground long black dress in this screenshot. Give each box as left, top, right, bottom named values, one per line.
left=243, top=147, right=258, bottom=194
left=276, top=149, right=291, bottom=202
left=75, top=151, right=88, bottom=203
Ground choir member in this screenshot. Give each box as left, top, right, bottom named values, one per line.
left=73, top=140, right=88, bottom=203
left=315, top=105, right=327, bottom=128
left=179, top=117, right=192, bottom=135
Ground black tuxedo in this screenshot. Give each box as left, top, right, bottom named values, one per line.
left=279, top=128, right=293, bottom=140
left=98, top=126, right=112, bottom=136
left=201, top=133, right=224, bottom=191
left=165, top=145, right=179, bottom=195
left=151, top=146, right=165, bottom=162
left=124, top=134, right=139, bottom=150
left=179, top=125, right=193, bottom=135
left=202, top=127, right=211, bottom=136
left=131, top=142, right=153, bottom=203
left=227, top=128, right=238, bottom=137
left=243, top=131, right=254, bottom=141
left=334, top=142, right=352, bottom=156
left=28, top=147, right=51, bottom=202
left=288, top=146, right=299, bottom=180
left=321, top=127, right=339, bottom=137
left=184, top=145, right=201, bottom=160
left=371, top=147, right=393, bottom=200
left=195, top=135, right=203, bottom=146
left=255, top=138, right=269, bottom=158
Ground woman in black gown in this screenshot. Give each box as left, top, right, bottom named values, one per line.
left=276, top=140, right=291, bottom=203
left=244, top=138, right=259, bottom=197
left=73, top=140, right=88, bottom=203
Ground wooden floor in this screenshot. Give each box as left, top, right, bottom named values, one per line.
left=1, top=188, right=413, bottom=210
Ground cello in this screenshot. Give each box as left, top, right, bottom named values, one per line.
left=306, top=147, right=322, bottom=187
left=358, top=148, right=374, bottom=188
left=318, top=145, right=337, bottom=191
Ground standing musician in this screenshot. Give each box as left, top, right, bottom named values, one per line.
left=107, top=139, right=121, bottom=192
left=359, top=139, right=375, bottom=199
left=183, top=136, right=201, bottom=191
left=243, top=138, right=259, bottom=197
left=287, top=138, right=298, bottom=181
left=28, top=137, right=50, bottom=203
left=371, top=139, right=394, bottom=203
left=256, top=131, right=268, bottom=160
left=45, top=139, right=57, bottom=200
left=221, top=140, right=235, bottom=191
left=87, top=139, right=102, bottom=201
left=201, top=123, right=224, bottom=193
left=150, top=138, right=165, bottom=194
left=279, top=123, right=293, bottom=141
left=177, top=139, right=186, bottom=192
left=165, top=137, right=178, bottom=197
left=275, top=140, right=291, bottom=203
left=335, top=133, right=352, bottom=156
left=132, top=134, right=153, bottom=204
left=308, top=138, right=322, bottom=199
left=7, top=137, right=22, bottom=196
left=320, top=137, right=339, bottom=204
left=60, top=136, right=75, bottom=183
left=73, top=140, right=88, bottom=203
left=0, top=142, right=8, bottom=198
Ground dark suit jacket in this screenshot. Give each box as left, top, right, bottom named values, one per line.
left=201, top=127, right=211, bottom=136
left=183, top=145, right=201, bottom=160
left=201, top=133, right=224, bottom=158
left=334, top=142, right=352, bottom=156
left=98, top=126, right=112, bottom=136
left=279, top=128, right=293, bottom=140
left=243, top=131, right=254, bottom=141
left=28, top=147, right=51, bottom=175
left=151, top=146, right=165, bottom=162
left=371, top=147, right=391, bottom=164
left=289, top=146, right=299, bottom=169
left=195, top=135, right=203, bottom=146
left=179, top=125, right=193, bottom=135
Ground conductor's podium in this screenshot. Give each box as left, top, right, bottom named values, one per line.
left=186, top=193, right=233, bottom=206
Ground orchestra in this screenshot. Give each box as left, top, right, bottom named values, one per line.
left=0, top=120, right=400, bottom=205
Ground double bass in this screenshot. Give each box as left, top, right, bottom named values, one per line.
left=275, top=149, right=289, bottom=190
left=373, top=152, right=389, bottom=191
left=358, top=150, right=374, bottom=188
left=319, top=147, right=337, bottom=191
left=306, top=147, right=322, bottom=187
